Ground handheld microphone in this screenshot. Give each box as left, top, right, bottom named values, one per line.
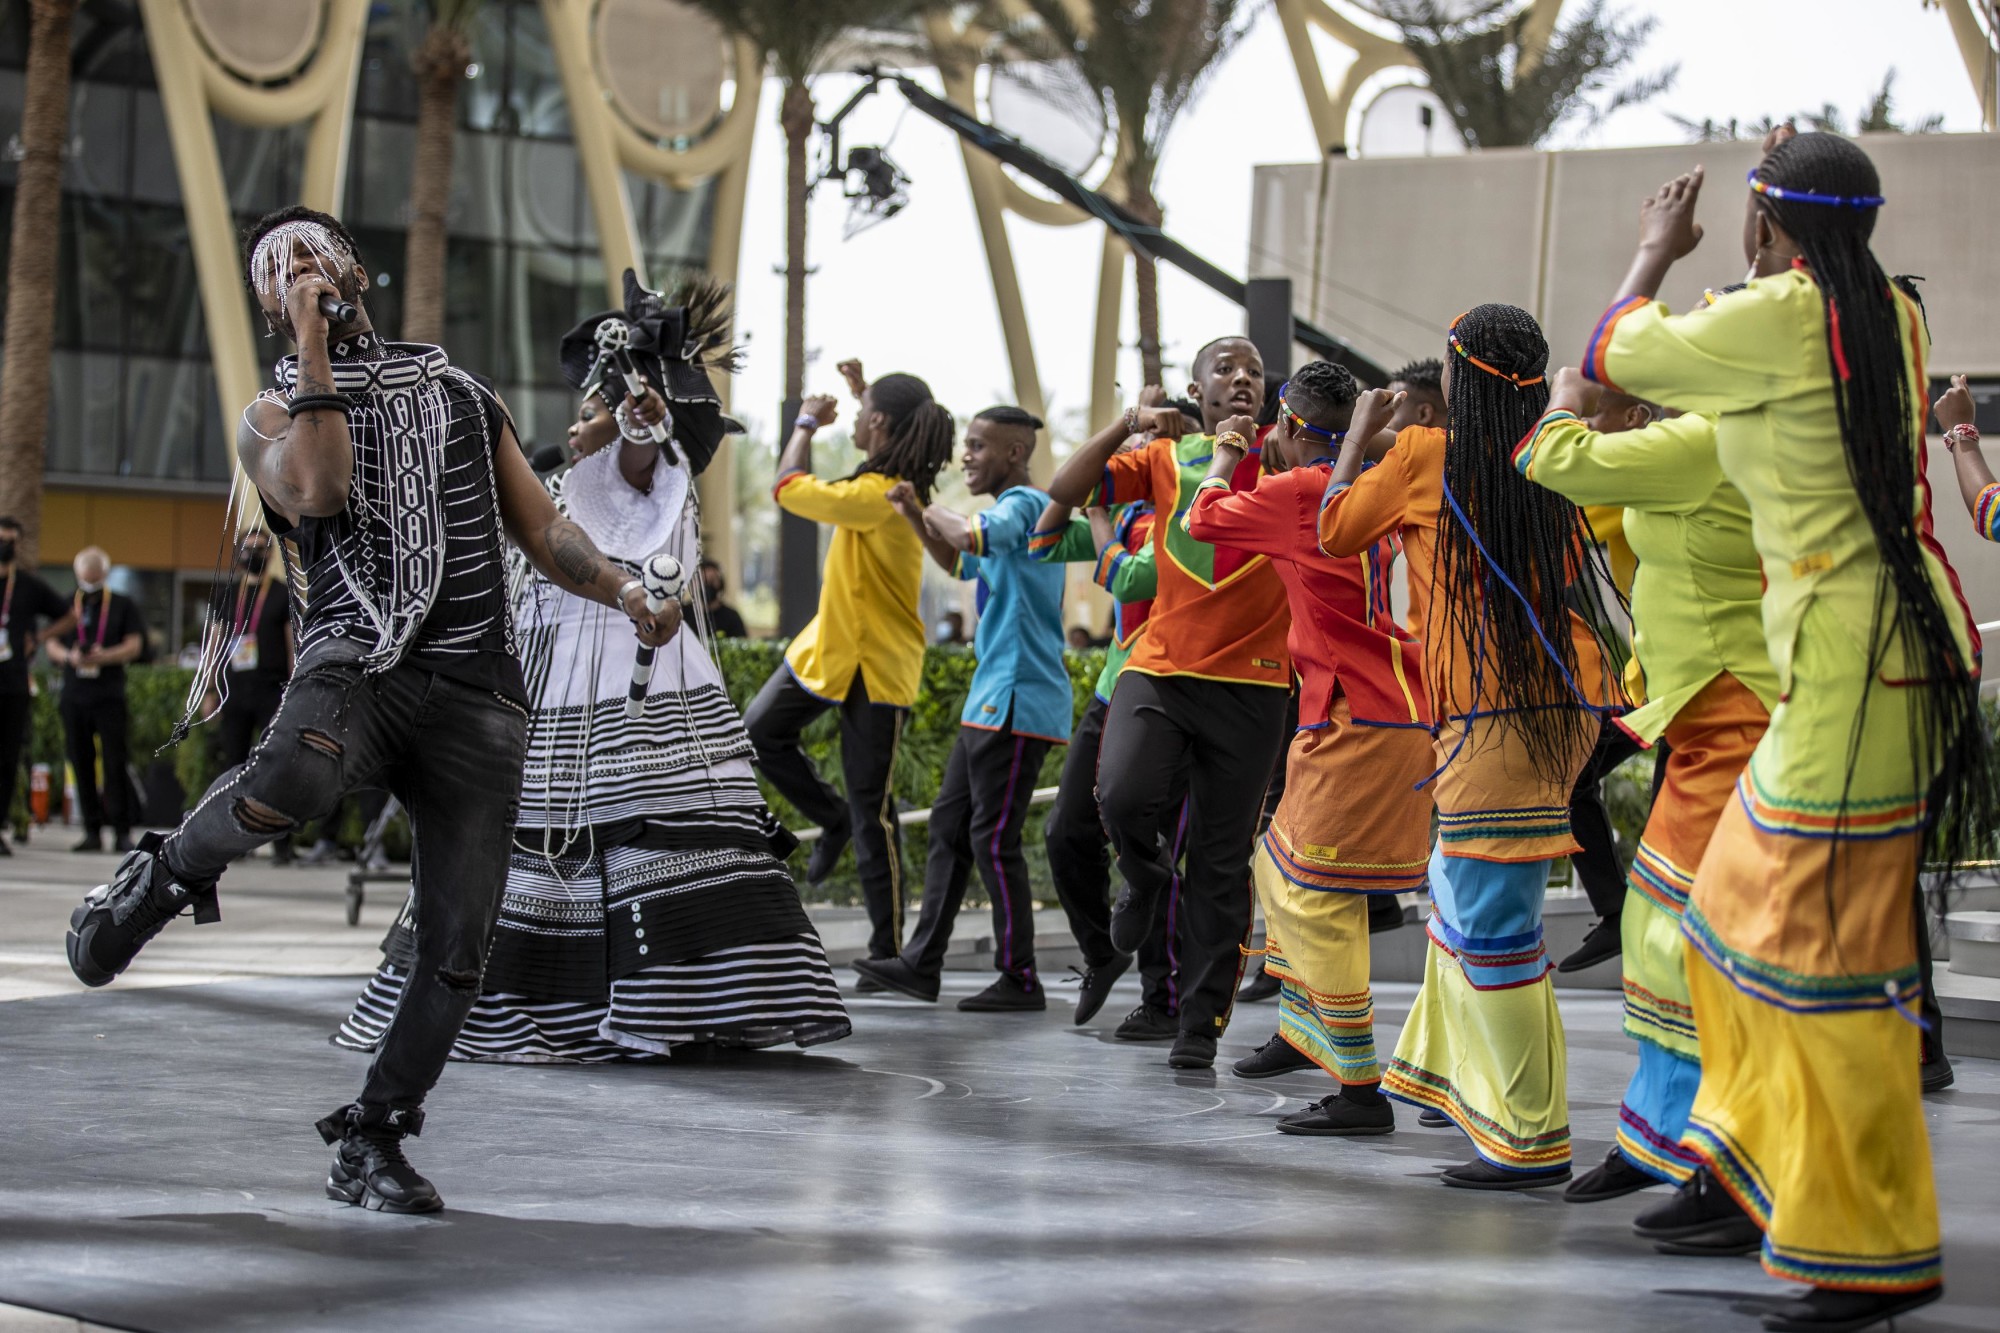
left=318, top=292, right=358, bottom=325
left=626, top=553, right=687, bottom=719
left=528, top=444, right=567, bottom=474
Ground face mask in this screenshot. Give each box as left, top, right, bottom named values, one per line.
left=78, top=580, right=104, bottom=594
left=0, top=539, right=14, bottom=564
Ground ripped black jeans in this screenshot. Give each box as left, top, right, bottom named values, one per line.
left=164, top=646, right=527, bottom=1117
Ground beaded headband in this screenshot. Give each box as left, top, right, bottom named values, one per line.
left=1446, top=313, right=1545, bottom=388
left=1746, top=170, right=1884, bottom=209
left=1276, top=382, right=1339, bottom=441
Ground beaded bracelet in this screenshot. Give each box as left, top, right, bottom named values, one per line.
left=1123, top=406, right=1141, bottom=436
left=285, top=393, right=351, bottom=418
left=1214, top=430, right=1249, bottom=452
left=796, top=414, right=822, bottom=431
left=1944, top=423, right=1980, bottom=452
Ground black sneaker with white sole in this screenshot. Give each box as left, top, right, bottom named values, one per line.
left=66, top=832, right=217, bottom=988
left=317, top=1104, right=443, bottom=1214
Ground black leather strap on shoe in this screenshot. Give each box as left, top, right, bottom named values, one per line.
left=317, top=1101, right=427, bottom=1145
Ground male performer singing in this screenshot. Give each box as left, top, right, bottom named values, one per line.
left=63, top=206, right=675, bottom=1215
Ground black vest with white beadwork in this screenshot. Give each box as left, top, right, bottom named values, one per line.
left=271, top=342, right=521, bottom=698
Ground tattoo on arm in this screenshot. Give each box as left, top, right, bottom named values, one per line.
left=546, top=518, right=604, bottom=588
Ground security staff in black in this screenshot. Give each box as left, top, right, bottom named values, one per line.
left=0, top=515, right=75, bottom=854
left=47, top=548, right=145, bottom=853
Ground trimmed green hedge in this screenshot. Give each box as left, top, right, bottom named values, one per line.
left=9, top=645, right=1110, bottom=905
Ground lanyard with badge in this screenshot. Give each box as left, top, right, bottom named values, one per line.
left=227, top=577, right=270, bottom=673
left=73, top=587, right=110, bottom=679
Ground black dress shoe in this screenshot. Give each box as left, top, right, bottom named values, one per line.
left=1418, top=1107, right=1452, bottom=1128
left=1113, top=1004, right=1178, bottom=1042
left=806, top=816, right=850, bottom=886
left=1071, top=954, right=1132, bottom=1025
left=317, top=1104, right=442, bottom=1214
left=1441, top=1158, right=1571, bottom=1190
left=850, top=955, right=940, bottom=1003
left=71, top=832, right=104, bottom=854
left=1755, top=1285, right=1942, bottom=1332
left=1277, top=1092, right=1395, bottom=1136
left=1921, top=1053, right=1955, bottom=1094
left=66, top=832, right=214, bottom=988
left=1107, top=879, right=1164, bottom=955
left=1564, top=1148, right=1664, bottom=1203
left=112, top=832, right=135, bottom=854
left=1367, top=894, right=1405, bottom=933
left=1557, top=913, right=1622, bottom=972
left=959, top=972, right=1046, bottom=1012
left=1168, top=1031, right=1217, bottom=1069
left=852, top=969, right=886, bottom=994
left=1232, top=1033, right=1316, bottom=1079
left=0, top=837, right=12, bottom=857
left=1634, top=1167, right=1761, bottom=1255
left=1236, top=967, right=1281, bottom=1003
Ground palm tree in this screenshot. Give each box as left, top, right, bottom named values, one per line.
left=682, top=1, right=949, bottom=418
left=1366, top=0, right=1677, bottom=149
left=1807, top=70, right=1947, bottom=135
left=1014, top=1, right=1252, bottom=387
left=401, top=0, right=486, bottom=345
left=0, top=0, right=78, bottom=566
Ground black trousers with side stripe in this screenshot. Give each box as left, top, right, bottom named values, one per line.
left=1097, top=672, right=1289, bottom=1040
left=902, top=720, right=1053, bottom=985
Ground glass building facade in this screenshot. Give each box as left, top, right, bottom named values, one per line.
left=0, top=0, right=713, bottom=645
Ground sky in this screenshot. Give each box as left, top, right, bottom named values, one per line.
left=722, top=0, right=1988, bottom=447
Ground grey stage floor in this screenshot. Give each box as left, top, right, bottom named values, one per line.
left=0, top=974, right=1995, bottom=1333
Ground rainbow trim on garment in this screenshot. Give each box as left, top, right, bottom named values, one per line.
left=1264, top=939, right=1381, bottom=1083
left=1436, top=804, right=1572, bottom=848
left=1683, top=1117, right=1942, bottom=1292
left=1510, top=410, right=1577, bottom=474
left=1747, top=170, right=1885, bottom=209
left=1260, top=825, right=1430, bottom=894
left=1581, top=296, right=1649, bottom=390
left=1975, top=483, right=2000, bottom=543
left=1734, top=769, right=1927, bottom=842
left=1383, top=1060, right=1572, bottom=1170
left=1626, top=838, right=1694, bottom=916
left=1447, top=312, right=1546, bottom=388
left=1681, top=902, right=1921, bottom=1014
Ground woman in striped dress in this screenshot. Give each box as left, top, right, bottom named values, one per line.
left=338, top=279, right=849, bottom=1061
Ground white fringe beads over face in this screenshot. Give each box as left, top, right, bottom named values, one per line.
left=249, top=220, right=353, bottom=308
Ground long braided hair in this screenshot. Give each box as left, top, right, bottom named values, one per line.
left=1434, top=303, right=1614, bottom=780
left=1753, top=132, right=1996, bottom=866
left=849, top=372, right=956, bottom=503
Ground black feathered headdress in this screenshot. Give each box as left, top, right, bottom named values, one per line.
left=558, top=269, right=743, bottom=476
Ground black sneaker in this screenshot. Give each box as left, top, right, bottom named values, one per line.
left=1070, top=954, right=1132, bottom=1026
left=805, top=816, right=850, bottom=887
left=317, top=1104, right=442, bottom=1214
left=1232, top=1033, right=1316, bottom=1079
left=853, top=969, right=886, bottom=994
left=112, top=832, right=135, bottom=854
left=1564, top=1148, right=1663, bottom=1203
left=1168, top=1031, right=1217, bottom=1069
left=1236, top=968, right=1281, bottom=1003
left=0, top=837, right=12, bottom=857
left=1921, top=1052, right=1955, bottom=1094
left=1754, top=1285, right=1942, bottom=1332
left=71, top=831, right=104, bottom=854
left=1107, top=871, right=1167, bottom=955
left=1277, top=1092, right=1395, bottom=1136
left=1634, top=1167, right=1761, bottom=1255
left=1557, top=914, right=1621, bottom=973
left=1441, top=1158, right=1571, bottom=1190
left=850, top=955, right=939, bottom=1003
left=959, top=972, right=1046, bottom=1012
left=66, top=832, right=216, bottom=988
left=1113, top=1004, right=1178, bottom=1042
